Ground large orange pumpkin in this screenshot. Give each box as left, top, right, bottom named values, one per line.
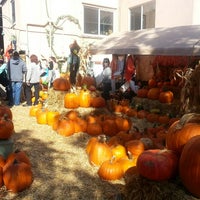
left=3, top=159, right=33, bottom=193
left=179, top=135, right=200, bottom=198
left=136, top=149, right=179, bottom=181
left=166, top=113, right=200, bottom=154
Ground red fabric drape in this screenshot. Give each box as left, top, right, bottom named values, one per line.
left=110, top=55, right=118, bottom=79
left=124, top=55, right=135, bottom=81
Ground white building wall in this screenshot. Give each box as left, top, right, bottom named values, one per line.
left=2, top=0, right=200, bottom=60
left=2, top=0, right=118, bottom=59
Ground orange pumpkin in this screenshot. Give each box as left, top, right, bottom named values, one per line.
left=159, top=91, right=174, bottom=103
left=115, top=117, right=131, bottom=132
left=97, top=157, right=124, bottom=181
left=137, top=88, right=149, bottom=98
left=0, top=105, right=12, bottom=120
left=73, top=117, right=87, bottom=133
left=166, top=114, right=200, bottom=154
left=79, top=89, right=91, bottom=108
left=36, top=109, right=48, bottom=124
left=0, top=115, right=14, bottom=139
left=179, top=135, right=200, bottom=198
left=88, top=136, right=112, bottom=166
left=3, top=159, right=33, bottom=193
left=90, top=96, right=106, bottom=108
left=53, top=77, right=70, bottom=91
left=148, top=78, right=157, bottom=88
left=86, top=137, right=98, bottom=155
left=56, top=118, right=75, bottom=137
left=125, top=140, right=145, bottom=159
left=102, top=118, right=118, bottom=137
left=147, top=87, right=160, bottom=100
left=86, top=122, right=103, bottom=136
left=5, top=150, right=31, bottom=168
left=64, top=92, right=79, bottom=109
left=46, top=111, right=60, bottom=126
left=110, top=144, right=127, bottom=160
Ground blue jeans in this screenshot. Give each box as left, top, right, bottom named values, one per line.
left=10, top=82, right=23, bottom=106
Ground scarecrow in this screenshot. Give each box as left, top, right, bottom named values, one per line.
left=68, top=40, right=80, bottom=86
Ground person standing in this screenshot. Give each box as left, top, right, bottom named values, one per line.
left=23, top=54, right=41, bottom=106
left=7, top=51, right=27, bottom=106
left=68, top=40, right=80, bottom=87
left=101, top=58, right=112, bottom=100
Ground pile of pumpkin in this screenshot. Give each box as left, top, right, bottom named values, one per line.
left=136, top=78, right=181, bottom=103
left=84, top=112, right=200, bottom=199
left=0, top=105, right=33, bottom=193
left=29, top=77, right=200, bottom=198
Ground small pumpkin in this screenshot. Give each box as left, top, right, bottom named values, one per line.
left=110, top=144, right=127, bottom=160
left=115, top=117, right=131, bottom=132
left=97, top=157, right=124, bottom=181
left=159, top=91, right=174, bottom=103
left=73, top=117, right=87, bottom=133
left=86, top=122, right=103, bottom=136
left=90, top=96, right=106, bottom=108
left=64, top=92, right=79, bottom=109
left=46, top=111, right=60, bottom=126
left=79, top=89, right=91, bottom=108
left=147, top=87, right=160, bottom=100
left=125, top=140, right=145, bottom=159
left=56, top=118, right=75, bottom=137
left=102, top=118, right=118, bottom=137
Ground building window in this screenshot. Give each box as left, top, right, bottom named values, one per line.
left=84, top=6, right=113, bottom=35
left=11, top=0, right=16, bottom=24
left=130, top=1, right=155, bottom=31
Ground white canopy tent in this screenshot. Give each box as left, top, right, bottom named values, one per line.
left=89, top=25, right=200, bottom=56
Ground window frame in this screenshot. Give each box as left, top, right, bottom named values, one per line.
left=83, top=5, right=114, bottom=36
left=129, top=1, right=155, bottom=31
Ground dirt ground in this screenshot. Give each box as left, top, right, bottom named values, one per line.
left=0, top=104, right=125, bottom=200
